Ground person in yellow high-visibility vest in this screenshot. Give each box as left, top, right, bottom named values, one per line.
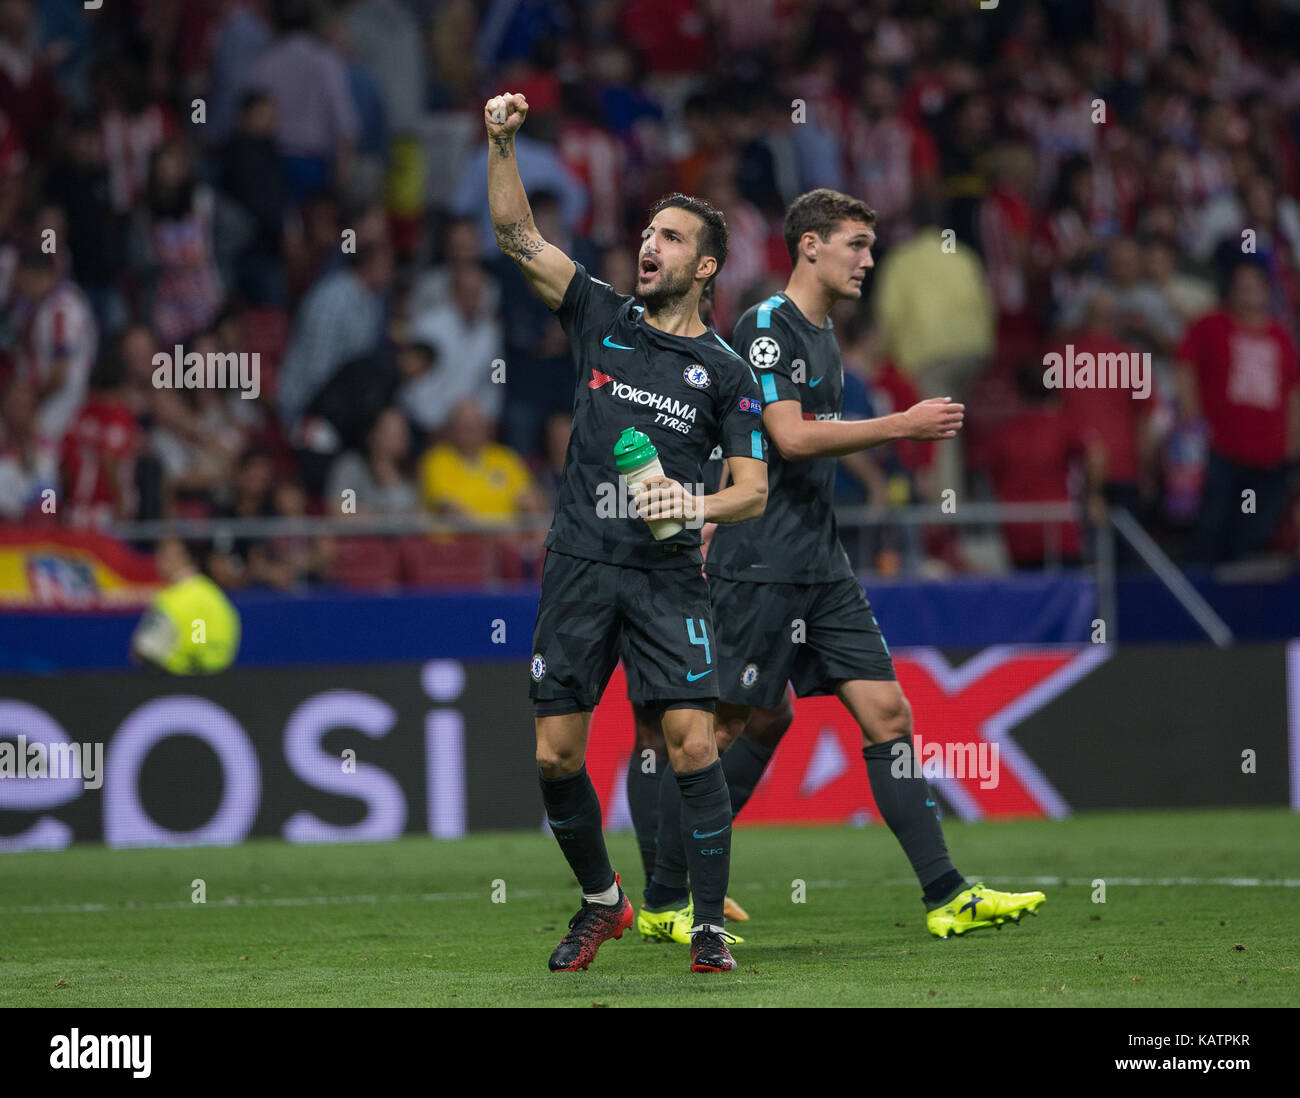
left=131, top=538, right=240, bottom=674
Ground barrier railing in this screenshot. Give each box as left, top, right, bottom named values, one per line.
left=103, top=501, right=1235, bottom=645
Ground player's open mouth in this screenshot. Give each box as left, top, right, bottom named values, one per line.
left=639, top=258, right=660, bottom=279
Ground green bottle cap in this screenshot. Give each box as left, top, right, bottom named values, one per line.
left=613, top=427, right=658, bottom=473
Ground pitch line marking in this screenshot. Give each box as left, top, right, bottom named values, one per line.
left=0, top=889, right=547, bottom=916
left=5, top=877, right=1298, bottom=917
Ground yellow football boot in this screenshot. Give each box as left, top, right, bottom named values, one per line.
left=638, top=896, right=744, bottom=943
left=637, top=898, right=694, bottom=944
left=926, top=881, right=1046, bottom=938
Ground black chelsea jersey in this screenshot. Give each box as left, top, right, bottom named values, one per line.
left=546, top=263, right=767, bottom=569
left=706, top=292, right=855, bottom=584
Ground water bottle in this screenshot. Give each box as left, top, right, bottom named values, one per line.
left=613, top=427, right=683, bottom=540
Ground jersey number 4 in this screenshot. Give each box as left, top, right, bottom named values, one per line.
left=685, top=617, right=712, bottom=666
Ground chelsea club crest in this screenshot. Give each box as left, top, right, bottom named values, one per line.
left=683, top=363, right=710, bottom=389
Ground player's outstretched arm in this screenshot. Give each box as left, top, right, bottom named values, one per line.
left=707, top=456, right=768, bottom=522
left=485, top=92, right=575, bottom=310
left=763, top=397, right=963, bottom=461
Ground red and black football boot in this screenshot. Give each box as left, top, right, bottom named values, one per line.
left=548, top=875, right=635, bottom=972
left=689, top=928, right=738, bottom=973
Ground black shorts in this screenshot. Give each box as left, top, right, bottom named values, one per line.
left=702, top=576, right=896, bottom=711
left=530, top=551, right=718, bottom=717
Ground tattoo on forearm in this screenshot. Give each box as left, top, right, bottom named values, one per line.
left=494, top=216, right=545, bottom=263
left=491, top=135, right=512, bottom=160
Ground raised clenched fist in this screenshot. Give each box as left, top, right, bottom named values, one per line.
left=484, top=92, right=529, bottom=139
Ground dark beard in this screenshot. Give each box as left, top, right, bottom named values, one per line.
left=637, top=265, right=695, bottom=314
left=148, top=178, right=196, bottom=221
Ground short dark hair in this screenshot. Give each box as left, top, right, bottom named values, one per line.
left=1220, top=252, right=1269, bottom=301
left=157, top=535, right=210, bottom=574
left=270, top=0, right=316, bottom=34
left=90, top=339, right=128, bottom=391
left=237, top=445, right=274, bottom=471
left=182, top=538, right=212, bottom=574
left=784, top=189, right=877, bottom=267
left=648, top=193, right=728, bottom=288
left=344, top=240, right=384, bottom=271
left=238, top=89, right=273, bottom=115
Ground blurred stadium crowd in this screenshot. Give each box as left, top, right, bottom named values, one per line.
left=0, top=0, right=1298, bottom=589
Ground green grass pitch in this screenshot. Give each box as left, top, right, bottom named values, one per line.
left=1, top=807, right=1295, bottom=1007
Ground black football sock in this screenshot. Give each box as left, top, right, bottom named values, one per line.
left=924, top=870, right=969, bottom=907
left=722, top=735, right=774, bottom=816
left=646, top=763, right=689, bottom=907
left=539, top=766, right=615, bottom=898
left=625, top=750, right=663, bottom=888
left=676, top=759, right=731, bottom=929
left=862, top=738, right=966, bottom=903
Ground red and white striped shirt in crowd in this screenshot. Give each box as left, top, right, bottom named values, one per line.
left=1181, top=146, right=1235, bottom=211
left=1032, top=206, right=1094, bottom=312
left=148, top=186, right=224, bottom=346
left=618, top=0, right=712, bottom=76
left=712, top=196, right=770, bottom=336
left=1183, top=9, right=1247, bottom=98
left=559, top=121, right=625, bottom=248
left=1007, top=92, right=1098, bottom=200
left=978, top=185, right=1032, bottom=316
left=61, top=398, right=141, bottom=528
left=20, top=280, right=99, bottom=447
left=1097, top=0, right=1172, bottom=85
left=848, top=113, right=938, bottom=229
left=900, top=70, right=950, bottom=128
left=1149, top=142, right=1226, bottom=227
left=101, top=104, right=176, bottom=215
left=705, top=0, right=800, bottom=55
left=1090, top=145, right=1143, bottom=236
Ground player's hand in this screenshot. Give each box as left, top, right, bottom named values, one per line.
left=633, top=475, right=705, bottom=525
left=901, top=397, right=964, bottom=440
left=484, top=92, right=529, bottom=139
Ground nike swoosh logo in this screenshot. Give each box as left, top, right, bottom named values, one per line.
left=808, top=376, right=823, bottom=387
left=603, top=336, right=634, bottom=351
left=692, top=825, right=729, bottom=839
left=548, top=814, right=581, bottom=827
left=686, top=669, right=713, bottom=682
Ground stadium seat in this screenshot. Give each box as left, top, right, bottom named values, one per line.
left=496, top=536, right=523, bottom=582
left=397, top=535, right=492, bottom=588
left=332, top=536, right=401, bottom=591
left=172, top=496, right=213, bottom=520
left=495, top=536, right=546, bottom=582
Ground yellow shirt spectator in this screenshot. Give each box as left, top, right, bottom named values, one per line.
left=420, top=441, right=535, bottom=522
left=875, top=226, right=994, bottom=376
